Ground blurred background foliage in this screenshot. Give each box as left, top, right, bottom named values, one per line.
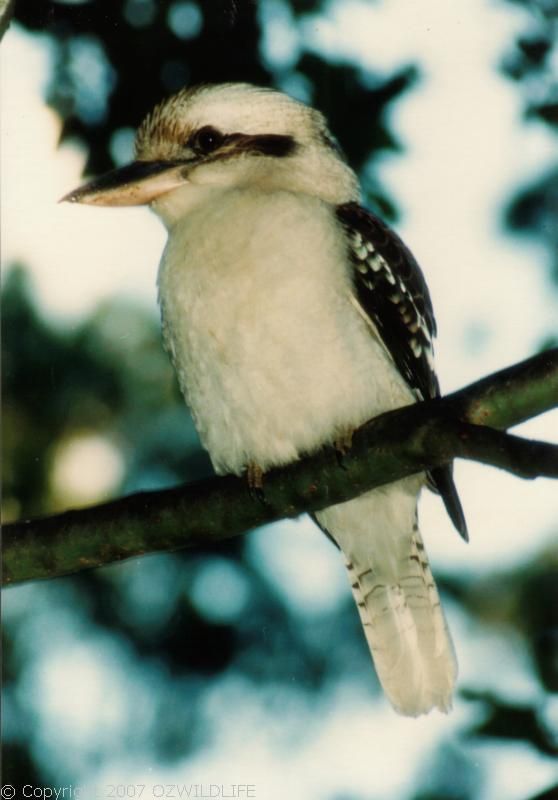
left=2, top=0, right=558, bottom=798
left=500, top=0, right=558, bottom=287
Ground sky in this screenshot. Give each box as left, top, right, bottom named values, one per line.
left=2, top=0, right=558, bottom=797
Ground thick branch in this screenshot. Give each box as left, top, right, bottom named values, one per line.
left=3, top=349, right=557, bottom=586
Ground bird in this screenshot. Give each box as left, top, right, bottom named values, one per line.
left=63, top=82, right=467, bottom=716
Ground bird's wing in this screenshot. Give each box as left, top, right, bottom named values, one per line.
left=336, top=201, right=467, bottom=540
left=336, top=201, right=438, bottom=401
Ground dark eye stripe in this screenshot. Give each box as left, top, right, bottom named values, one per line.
left=187, top=129, right=297, bottom=161
left=241, top=134, right=296, bottom=157
left=213, top=133, right=297, bottom=158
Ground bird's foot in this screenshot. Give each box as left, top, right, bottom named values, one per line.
left=246, top=462, right=268, bottom=505
left=334, top=427, right=355, bottom=468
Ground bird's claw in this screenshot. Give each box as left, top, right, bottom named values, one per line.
left=334, top=427, right=355, bottom=469
left=246, top=462, right=268, bottom=505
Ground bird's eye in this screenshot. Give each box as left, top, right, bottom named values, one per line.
left=191, top=126, right=224, bottom=155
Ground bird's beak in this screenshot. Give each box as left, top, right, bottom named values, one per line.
left=60, top=159, right=190, bottom=206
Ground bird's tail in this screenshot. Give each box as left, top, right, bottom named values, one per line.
left=316, top=481, right=457, bottom=717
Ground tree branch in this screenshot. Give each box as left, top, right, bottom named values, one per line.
left=3, top=349, right=557, bottom=587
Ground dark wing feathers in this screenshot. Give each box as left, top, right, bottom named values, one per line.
left=337, top=202, right=438, bottom=401
left=336, top=202, right=468, bottom=541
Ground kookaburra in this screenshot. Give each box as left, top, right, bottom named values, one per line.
left=64, top=83, right=467, bottom=716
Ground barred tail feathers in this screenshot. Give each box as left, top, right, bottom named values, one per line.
left=316, top=483, right=457, bottom=717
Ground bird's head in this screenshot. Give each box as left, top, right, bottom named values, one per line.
left=62, top=83, right=360, bottom=226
